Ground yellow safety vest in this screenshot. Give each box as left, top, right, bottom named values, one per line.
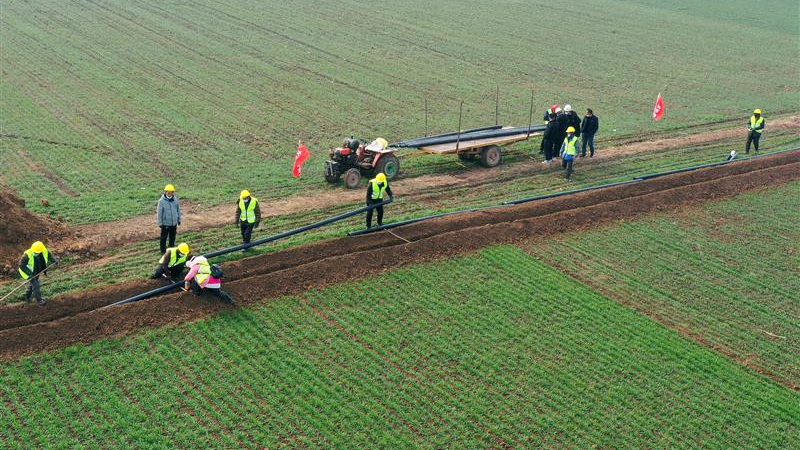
left=369, top=179, right=387, bottom=200
left=159, top=247, right=188, bottom=267
left=563, top=136, right=578, bottom=156
left=750, top=116, right=764, bottom=133
left=18, top=248, right=50, bottom=279
left=239, top=197, right=258, bottom=224
left=195, top=261, right=212, bottom=285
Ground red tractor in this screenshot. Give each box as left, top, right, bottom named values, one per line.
left=324, top=138, right=400, bottom=188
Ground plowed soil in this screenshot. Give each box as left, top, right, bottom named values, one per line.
left=1, top=150, right=798, bottom=362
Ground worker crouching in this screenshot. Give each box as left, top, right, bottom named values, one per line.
left=183, top=256, right=234, bottom=304
left=152, top=242, right=191, bottom=280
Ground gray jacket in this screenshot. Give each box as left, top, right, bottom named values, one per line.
left=156, top=194, right=181, bottom=227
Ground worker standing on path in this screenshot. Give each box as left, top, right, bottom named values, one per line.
left=151, top=242, right=191, bottom=280
left=580, top=109, right=599, bottom=157
left=746, top=109, right=765, bottom=154
left=156, top=184, right=181, bottom=254
left=561, top=127, right=579, bottom=181
left=366, top=172, right=393, bottom=228
left=540, top=113, right=560, bottom=166
left=182, top=256, right=234, bottom=304
left=235, top=190, right=261, bottom=250
left=18, top=241, right=57, bottom=306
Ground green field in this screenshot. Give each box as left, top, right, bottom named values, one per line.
left=2, top=0, right=798, bottom=223
left=2, top=245, right=798, bottom=449
left=526, top=181, right=800, bottom=387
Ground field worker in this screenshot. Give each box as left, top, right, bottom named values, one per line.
left=561, top=127, right=579, bottom=181
left=235, top=190, right=261, bottom=250
left=156, top=184, right=181, bottom=254
left=555, top=107, right=569, bottom=157
left=182, top=256, right=234, bottom=304
left=580, top=108, right=599, bottom=157
left=564, top=104, right=582, bottom=139
left=726, top=150, right=738, bottom=161
left=18, top=241, right=58, bottom=306
left=151, top=242, right=191, bottom=279
left=539, top=112, right=560, bottom=166
left=542, top=104, right=559, bottom=123
left=746, top=109, right=765, bottom=154
left=366, top=172, right=393, bottom=228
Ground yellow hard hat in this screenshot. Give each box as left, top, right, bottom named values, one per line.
left=31, top=241, right=45, bottom=253
left=566, top=126, right=576, bottom=133
left=164, top=184, right=175, bottom=192
left=177, top=243, right=190, bottom=255
left=375, top=173, right=387, bottom=183
left=753, top=109, right=762, bottom=114
left=240, top=190, right=251, bottom=199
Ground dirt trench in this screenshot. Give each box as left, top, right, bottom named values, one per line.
left=0, top=150, right=797, bottom=361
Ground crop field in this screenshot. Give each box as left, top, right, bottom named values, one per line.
left=2, top=0, right=798, bottom=223
left=525, top=181, right=800, bottom=389
left=1, top=245, right=798, bottom=449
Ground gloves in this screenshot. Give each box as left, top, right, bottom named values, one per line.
left=177, top=221, right=181, bottom=226
left=182, top=281, right=190, bottom=292
left=254, top=222, right=260, bottom=229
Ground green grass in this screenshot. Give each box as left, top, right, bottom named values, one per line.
left=1, top=0, right=797, bottom=223
left=1, top=246, right=797, bottom=448
left=524, top=181, right=800, bottom=387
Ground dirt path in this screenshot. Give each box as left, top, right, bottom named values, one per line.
left=1, top=151, right=798, bottom=377
left=73, top=116, right=800, bottom=250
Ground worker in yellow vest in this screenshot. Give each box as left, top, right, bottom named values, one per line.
left=151, top=242, right=191, bottom=279
left=234, top=190, right=261, bottom=250
left=746, top=109, right=765, bottom=154
left=18, top=241, right=58, bottom=306
left=182, top=256, right=234, bottom=304
left=560, top=126, right=579, bottom=181
left=366, top=172, right=393, bottom=228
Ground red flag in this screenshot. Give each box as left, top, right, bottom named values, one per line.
left=292, top=141, right=310, bottom=178
left=652, top=93, right=664, bottom=121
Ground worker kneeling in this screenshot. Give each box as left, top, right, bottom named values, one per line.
left=152, top=242, right=191, bottom=279
left=183, top=256, right=234, bottom=304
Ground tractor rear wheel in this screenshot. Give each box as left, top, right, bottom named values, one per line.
left=344, top=168, right=362, bottom=189
left=376, top=153, right=400, bottom=180
left=480, top=145, right=502, bottom=168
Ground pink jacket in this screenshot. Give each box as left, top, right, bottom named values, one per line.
left=185, top=261, right=221, bottom=288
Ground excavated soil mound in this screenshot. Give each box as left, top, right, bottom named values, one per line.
left=0, top=151, right=798, bottom=370
left=0, top=190, right=77, bottom=274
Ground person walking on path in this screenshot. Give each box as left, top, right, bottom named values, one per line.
left=561, top=127, right=579, bottom=181
left=746, top=109, right=765, bottom=154
left=156, top=184, right=181, bottom=254
left=580, top=109, right=599, bottom=157
left=540, top=113, right=560, bottom=167
left=151, top=242, right=191, bottom=279
left=366, top=173, right=393, bottom=228
left=182, top=256, right=234, bottom=304
left=18, top=241, right=58, bottom=306
left=235, top=190, right=261, bottom=250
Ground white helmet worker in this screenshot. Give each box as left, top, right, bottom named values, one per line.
left=564, top=104, right=573, bottom=112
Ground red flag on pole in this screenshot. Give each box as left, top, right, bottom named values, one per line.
left=652, top=93, right=664, bottom=121
left=292, top=141, right=310, bottom=178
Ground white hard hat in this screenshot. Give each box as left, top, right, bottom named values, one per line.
left=730, top=150, right=737, bottom=156
left=564, top=104, right=572, bottom=112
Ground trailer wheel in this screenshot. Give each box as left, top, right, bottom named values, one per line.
left=376, top=153, right=400, bottom=180
left=480, top=145, right=502, bottom=167
left=458, top=153, right=476, bottom=162
left=344, top=168, right=362, bottom=189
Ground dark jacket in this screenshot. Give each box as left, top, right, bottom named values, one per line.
left=581, top=115, right=599, bottom=136
left=156, top=194, right=181, bottom=227
left=565, top=111, right=582, bottom=137
left=556, top=113, right=571, bottom=141
left=19, top=251, right=55, bottom=278
left=542, top=119, right=560, bottom=142
left=366, top=182, right=393, bottom=203
left=234, top=198, right=262, bottom=226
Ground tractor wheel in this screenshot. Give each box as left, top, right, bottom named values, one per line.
left=376, top=153, right=400, bottom=180
left=480, top=145, right=502, bottom=168
left=344, top=168, right=362, bottom=189
left=458, top=153, right=476, bottom=162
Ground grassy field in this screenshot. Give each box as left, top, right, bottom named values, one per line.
left=1, top=246, right=797, bottom=449
left=2, top=131, right=797, bottom=302
left=1, top=0, right=798, bottom=223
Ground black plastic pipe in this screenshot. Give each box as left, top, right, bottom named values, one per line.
left=390, top=125, right=503, bottom=148
left=634, top=147, right=799, bottom=181
left=392, top=124, right=546, bottom=148
left=107, top=198, right=394, bottom=307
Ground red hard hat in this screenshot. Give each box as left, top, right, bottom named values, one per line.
left=550, top=104, right=560, bottom=112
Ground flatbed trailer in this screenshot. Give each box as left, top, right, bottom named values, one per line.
left=417, top=128, right=541, bottom=167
